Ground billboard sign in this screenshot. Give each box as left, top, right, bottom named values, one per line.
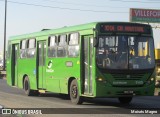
left=130, top=8, right=160, bottom=23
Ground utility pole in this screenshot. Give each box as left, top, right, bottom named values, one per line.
left=3, top=0, right=7, bottom=70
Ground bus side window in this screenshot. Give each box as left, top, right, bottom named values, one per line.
left=48, top=36, right=57, bottom=57
left=20, top=39, right=27, bottom=58
left=27, top=38, right=36, bottom=58
left=57, top=35, right=67, bottom=57
left=68, top=33, right=79, bottom=57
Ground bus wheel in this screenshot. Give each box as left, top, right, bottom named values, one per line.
left=118, top=97, right=132, bottom=104
left=24, top=76, right=34, bottom=96
left=69, top=79, right=83, bottom=104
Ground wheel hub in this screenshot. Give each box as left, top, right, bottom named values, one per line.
left=71, top=85, right=77, bottom=98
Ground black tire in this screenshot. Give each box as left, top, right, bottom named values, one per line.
left=118, top=97, right=132, bottom=104
left=23, top=76, right=39, bottom=96
left=69, top=79, right=83, bottom=104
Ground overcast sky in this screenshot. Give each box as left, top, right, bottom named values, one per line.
left=0, top=0, right=159, bottom=52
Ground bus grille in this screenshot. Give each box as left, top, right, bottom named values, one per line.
left=111, top=73, right=145, bottom=80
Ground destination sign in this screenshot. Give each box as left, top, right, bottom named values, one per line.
left=100, top=24, right=151, bottom=34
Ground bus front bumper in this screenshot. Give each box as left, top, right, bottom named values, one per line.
left=95, top=83, right=155, bottom=97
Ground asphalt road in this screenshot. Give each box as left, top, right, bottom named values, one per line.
left=0, top=78, right=160, bottom=117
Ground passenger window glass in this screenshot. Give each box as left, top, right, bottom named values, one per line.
left=68, top=33, right=79, bottom=57
left=27, top=38, right=36, bottom=58
left=21, top=40, right=27, bottom=49
left=69, top=33, right=79, bottom=45
left=50, top=36, right=57, bottom=46
left=48, top=36, right=57, bottom=57
left=20, top=40, right=27, bottom=58
left=57, top=35, right=67, bottom=57
left=58, top=35, right=67, bottom=46
left=28, top=39, right=35, bottom=49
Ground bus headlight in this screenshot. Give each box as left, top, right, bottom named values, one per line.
left=97, top=77, right=103, bottom=82
left=146, top=77, right=155, bottom=85
left=96, top=77, right=107, bottom=83
left=150, top=78, right=154, bottom=81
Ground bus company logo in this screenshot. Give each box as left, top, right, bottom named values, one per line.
left=46, top=60, right=54, bottom=73
left=47, top=60, right=53, bottom=69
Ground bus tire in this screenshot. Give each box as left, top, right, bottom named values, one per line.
left=69, top=79, right=83, bottom=104
left=118, top=97, right=132, bottom=104
left=23, top=76, right=34, bottom=96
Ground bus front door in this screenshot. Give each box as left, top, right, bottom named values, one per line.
left=38, top=41, right=46, bottom=89
left=82, top=36, right=94, bottom=95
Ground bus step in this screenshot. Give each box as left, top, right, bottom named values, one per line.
left=38, top=90, right=45, bottom=93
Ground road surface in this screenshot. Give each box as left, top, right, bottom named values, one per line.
left=0, top=78, right=160, bottom=117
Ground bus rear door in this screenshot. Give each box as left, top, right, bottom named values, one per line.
left=37, top=41, right=46, bottom=89
left=11, top=44, right=19, bottom=86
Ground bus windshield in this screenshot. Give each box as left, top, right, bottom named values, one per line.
left=96, top=36, right=155, bottom=70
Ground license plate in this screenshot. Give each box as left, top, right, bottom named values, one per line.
left=124, top=91, right=133, bottom=94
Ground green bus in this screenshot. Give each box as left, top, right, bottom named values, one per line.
left=7, top=22, right=155, bottom=104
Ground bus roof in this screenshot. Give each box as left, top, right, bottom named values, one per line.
left=9, top=22, right=98, bottom=40
left=9, top=22, right=151, bottom=40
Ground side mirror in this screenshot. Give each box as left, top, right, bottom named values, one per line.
left=93, top=37, right=98, bottom=47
